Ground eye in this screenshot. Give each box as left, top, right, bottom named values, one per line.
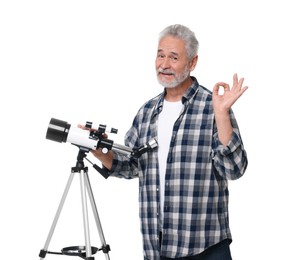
left=170, top=56, right=178, bottom=62
left=157, top=53, right=165, bottom=59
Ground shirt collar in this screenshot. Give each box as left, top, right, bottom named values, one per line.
left=152, top=76, right=200, bottom=119
left=181, top=76, right=199, bottom=104
left=160, top=76, right=199, bottom=104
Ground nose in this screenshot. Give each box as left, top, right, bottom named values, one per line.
left=156, top=57, right=170, bottom=70
left=161, top=57, right=171, bottom=69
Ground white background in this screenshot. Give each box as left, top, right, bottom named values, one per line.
left=0, top=0, right=291, bottom=259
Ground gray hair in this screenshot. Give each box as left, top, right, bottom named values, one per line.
left=158, top=24, right=199, bottom=61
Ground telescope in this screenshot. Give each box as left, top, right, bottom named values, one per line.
left=40, top=118, right=158, bottom=259
left=46, top=117, right=158, bottom=159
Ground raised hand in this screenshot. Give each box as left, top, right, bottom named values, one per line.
left=212, top=73, right=248, bottom=113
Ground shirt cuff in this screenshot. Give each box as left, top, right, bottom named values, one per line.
left=214, top=130, right=241, bottom=156
left=108, top=152, right=123, bottom=173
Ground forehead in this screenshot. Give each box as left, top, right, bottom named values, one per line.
left=157, top=36, right=187, bottom=55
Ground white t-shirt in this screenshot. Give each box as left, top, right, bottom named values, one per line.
left=157, top=99, right=183, bottom=226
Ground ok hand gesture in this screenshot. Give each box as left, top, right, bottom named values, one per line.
left=212, top=73, right=248, bottom=113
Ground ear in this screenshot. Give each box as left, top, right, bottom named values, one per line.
left=189, top=55, right=198, bottom=71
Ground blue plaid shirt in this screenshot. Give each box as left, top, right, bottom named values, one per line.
left=109, top=77, right=248, bottom=259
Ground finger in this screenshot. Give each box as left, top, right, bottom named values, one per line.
left=213, top=83, right=224, bottom=95
left=78, top=124, right=93, bottom=131
left=233, top=73, right=245, bottom=91
left=101, top=133, right=108, bottom=139
left=233, top=73, right=238, bottom=86
left=213, top=83, right=220, bottom=94
left=213, top=83, right=230, bottom=96
left=240, top=85, right=248, bottom=94
left=214, top=82, right=230, bottom=89
left=238, top=78, right=245, bottom=92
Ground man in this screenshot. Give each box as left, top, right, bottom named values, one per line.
left=91, top=24, right=248, bottom=260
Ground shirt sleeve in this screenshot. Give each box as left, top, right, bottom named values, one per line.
left=212, top=129, right=248, bottom=180
left=107, top=112, right=141, bottom=179
left=107, top=151, right=139, bottom=179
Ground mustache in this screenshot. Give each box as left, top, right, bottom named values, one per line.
left=157, top=68, right=174, bottom=75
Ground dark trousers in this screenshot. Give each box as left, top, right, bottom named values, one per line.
left=160, top=236, right=232, bottom=260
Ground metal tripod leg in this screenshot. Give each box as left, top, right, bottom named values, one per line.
left=39, top=171, right=75, bottom=260
left=85, top=172, right=110, bottom=260
left=39, top=169, right=110, bottom=260
left=80, top=170, right=93, bottom=258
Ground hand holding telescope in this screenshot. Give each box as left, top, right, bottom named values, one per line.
left=46, top=118, right=158, bottom=178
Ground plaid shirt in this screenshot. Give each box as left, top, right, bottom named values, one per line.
left=109, top=77, right=248, bottom=259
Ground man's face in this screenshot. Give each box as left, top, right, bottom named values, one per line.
left=156, top=36, right=190, bottom=89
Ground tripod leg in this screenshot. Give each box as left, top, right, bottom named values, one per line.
left=85, top=172, right=111, bottom=260
left=80, top=171, right=93, bottom=258
left=39, top=171, right=75, bottom=259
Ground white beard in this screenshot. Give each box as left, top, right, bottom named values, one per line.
left=157, top=66, right=190, bottom=89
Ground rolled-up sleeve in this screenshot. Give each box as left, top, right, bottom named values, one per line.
left=108, top=152, right=139, bottom=179
left=212, top=130, right=248, bottom=180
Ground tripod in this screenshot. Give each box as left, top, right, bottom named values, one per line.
left=39, top=148, right=110, bottom=260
